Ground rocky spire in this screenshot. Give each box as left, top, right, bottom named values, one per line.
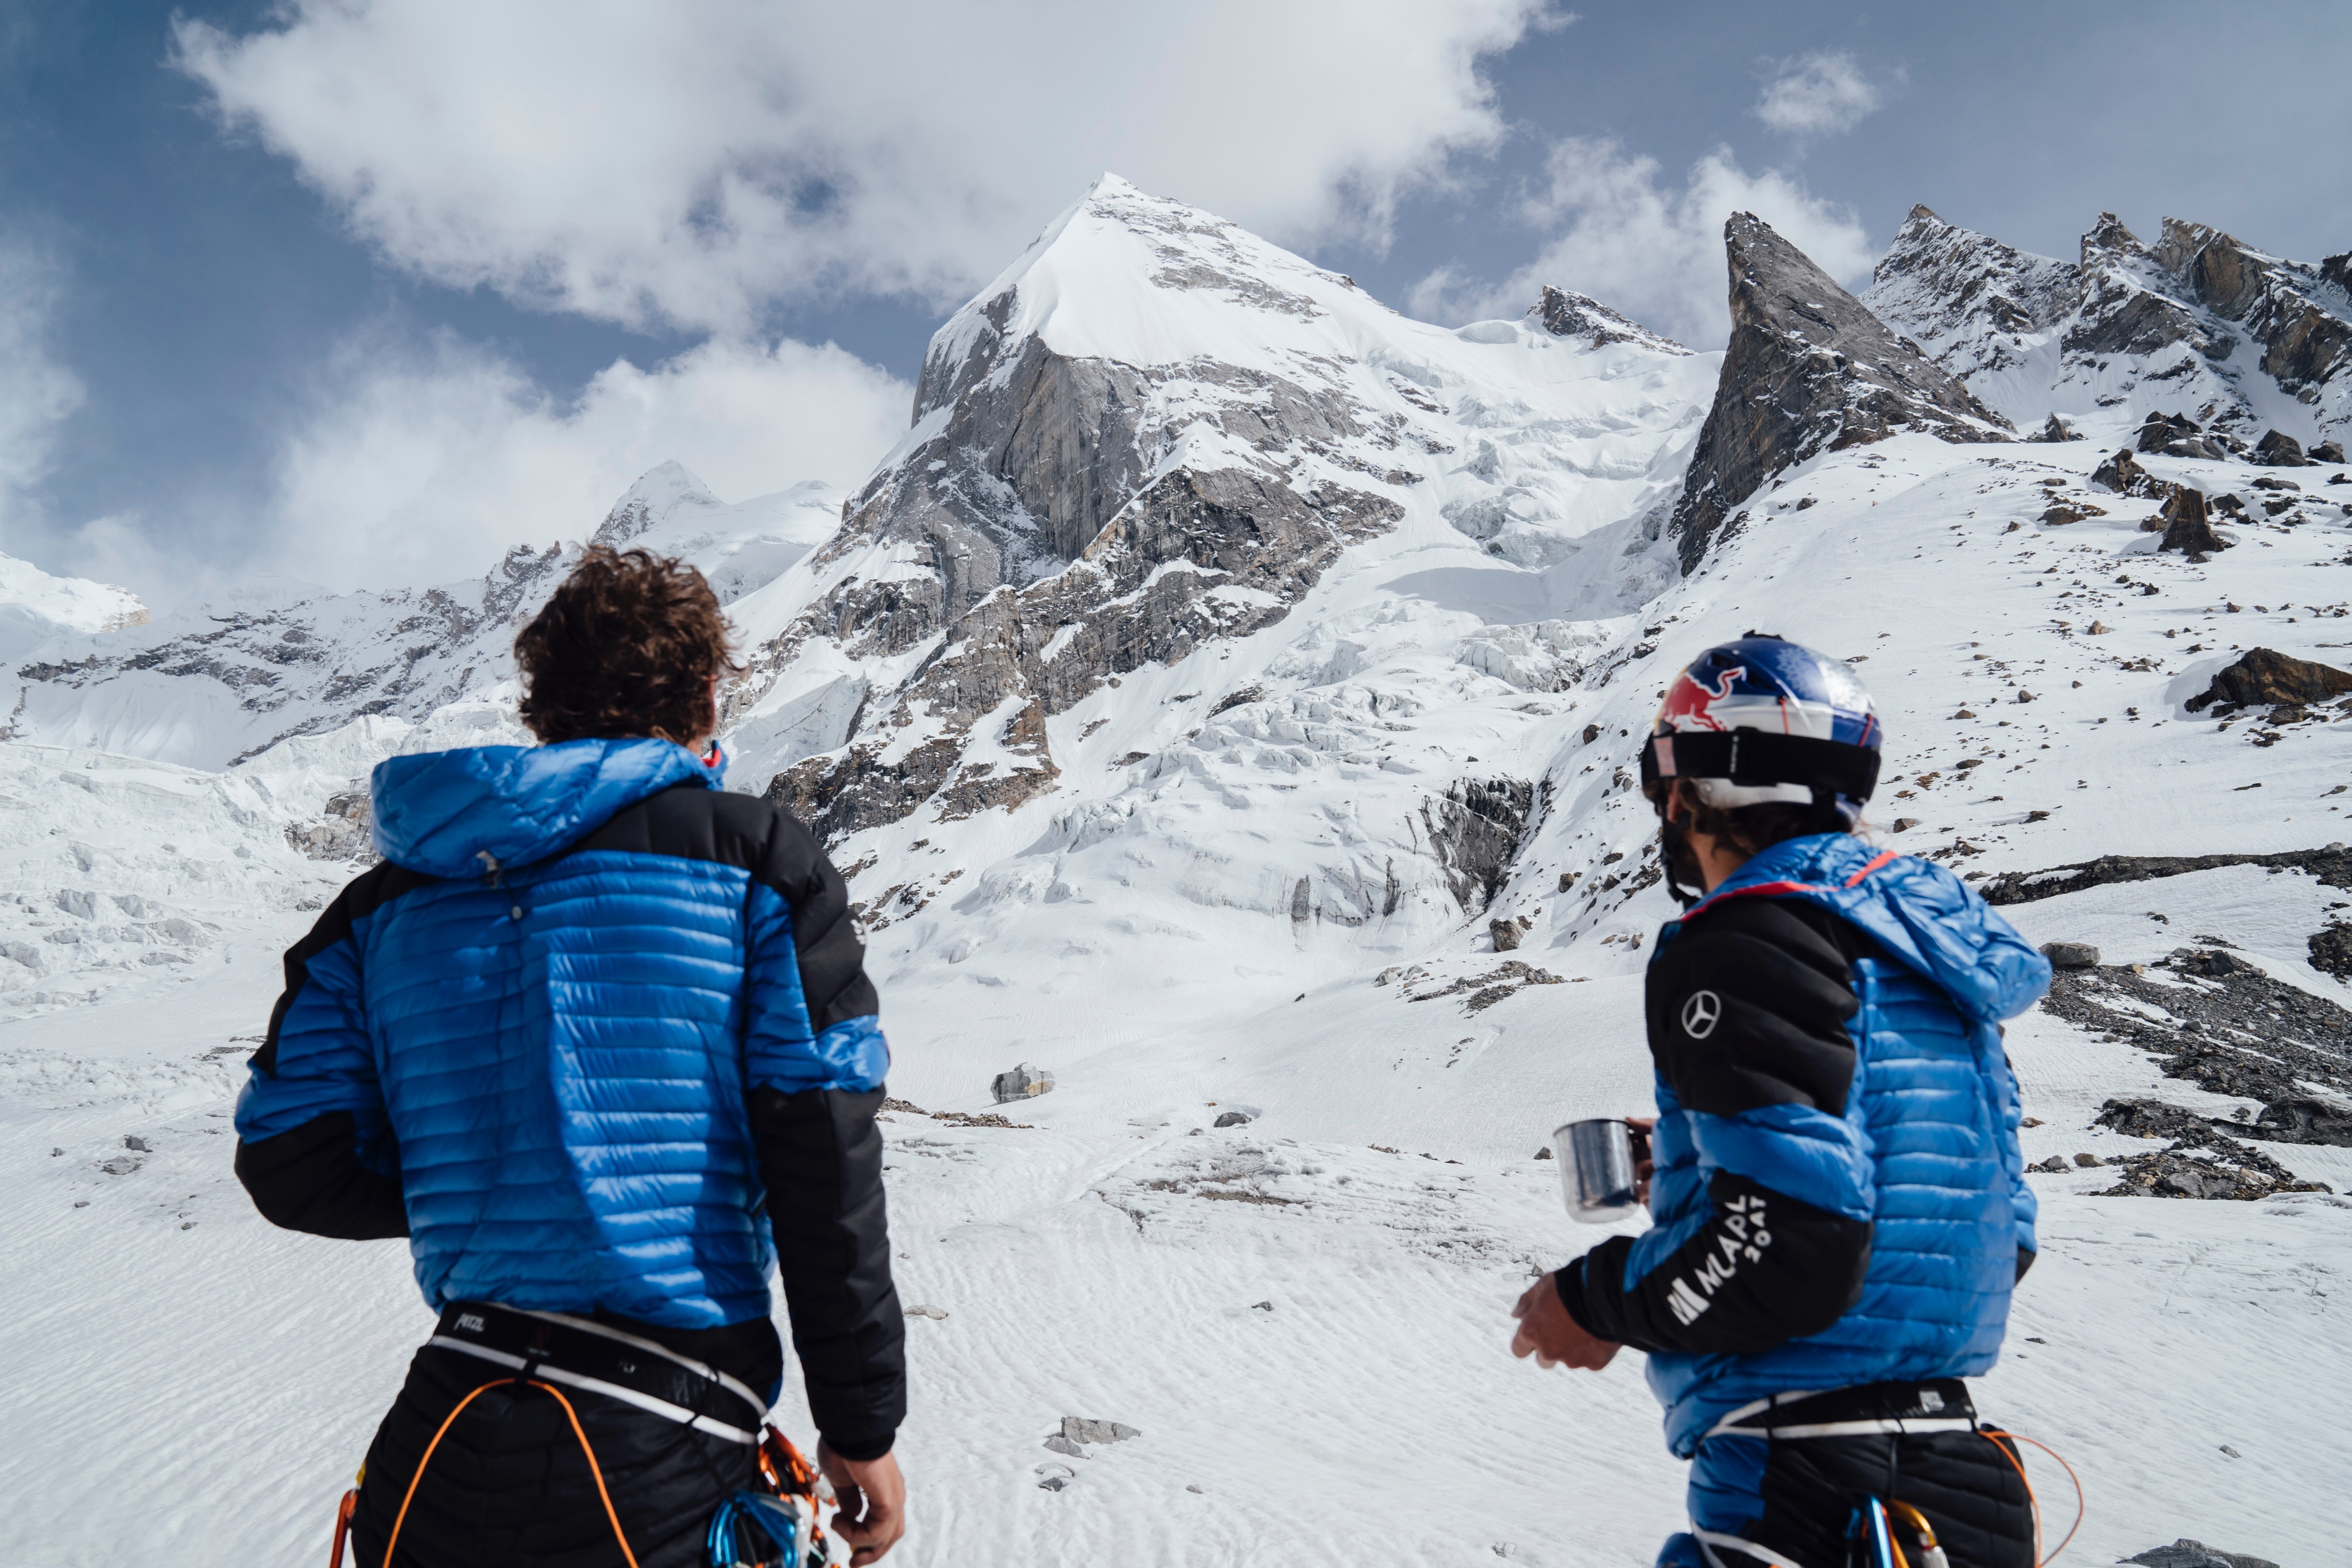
left=1668, top=211, right=2011, bottom=574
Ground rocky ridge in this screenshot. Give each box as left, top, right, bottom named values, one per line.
left=1866, top=206, right=2352, bottom=446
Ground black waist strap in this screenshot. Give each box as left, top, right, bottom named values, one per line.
left=1709, top=1379, right=1978, bottom=1441
left=427, top=1300, right=768, bottom=1443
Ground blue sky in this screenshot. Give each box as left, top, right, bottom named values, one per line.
left=2, top=0, right=2345, bottom=604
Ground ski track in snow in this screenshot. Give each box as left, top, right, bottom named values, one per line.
left=7, top=181, right=2352, bottom=1565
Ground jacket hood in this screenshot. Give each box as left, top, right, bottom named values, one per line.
left=371, top=738, right=726, bottom=879
left=1677, top=833, right=2051, bottom=1023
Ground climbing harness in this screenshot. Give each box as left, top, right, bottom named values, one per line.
left=322, top=1301, right=813, bottom=1567
left=1685, top=1382, right=2082, bottom=1568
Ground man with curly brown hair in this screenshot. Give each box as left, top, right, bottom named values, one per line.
left=235, top=546, right=907, bottom=1566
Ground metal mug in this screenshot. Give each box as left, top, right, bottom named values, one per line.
left=1555, top=1117, right=1641, bottom=1224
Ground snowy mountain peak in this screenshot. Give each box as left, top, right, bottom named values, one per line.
left=1863, top=205, right=2073, bottom=389
left=591, top=460, right=724, bottom=548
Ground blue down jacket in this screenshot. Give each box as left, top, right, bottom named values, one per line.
left=1630, top=835, right=2048, bottom=1456
left=234, top=739, right=889, bottom=1333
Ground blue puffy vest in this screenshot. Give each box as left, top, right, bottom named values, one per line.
left=234, top=739, right=888, bottom=1331
left=1628, top=835, right=2049, bottom=1455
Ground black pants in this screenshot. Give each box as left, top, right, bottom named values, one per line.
left=349, top=1344, right=760, bottom=1568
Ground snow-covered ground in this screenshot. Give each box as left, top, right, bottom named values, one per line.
left=5, top=177, right=2351, bottom=1566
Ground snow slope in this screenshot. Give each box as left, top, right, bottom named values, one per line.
left=5, top=178, right=2351, bottom=1567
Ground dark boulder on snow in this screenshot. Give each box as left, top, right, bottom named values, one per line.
left=1530, top=284, right=1689, bottom=355
left=2038, top=940, right=2100, bottom=969
left=2029, top=413, right=2080, bottom=442
left=1668, top=212, right=2011, bottom=572
left=2126, top=1540, right=2280, bottom=1568
left=2091, top=447, right=2165, bottom=498
left=2184, top=648, right=2352, bottom=712
left=2156, top=487, right=2228, bottom=555
left=2253, top=428, right=2312, bottom=466
left=2310, top=439, right=2346, bottom=463
left=992, top=1063, right=1056, bottom=1102
left=2136, top=411, right=2230, bottom=460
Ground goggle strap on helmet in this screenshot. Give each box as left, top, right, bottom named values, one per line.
left=1641, top=730, right=1881, bottom=801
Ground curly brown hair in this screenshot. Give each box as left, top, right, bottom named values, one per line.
left=515, top=546, right=742, bottom=746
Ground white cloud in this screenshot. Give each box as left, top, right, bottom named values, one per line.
left=65, top=331, right=908, bottom=602
left=1413, top=138, right=1875, bottom=349
left=173, top=0, right=1549, bottom=335
left=1753, top=50, right=1883, bottom=137
left=255, top=332, right=910, bottom=593
left=0, top=245, right=86, bottom=558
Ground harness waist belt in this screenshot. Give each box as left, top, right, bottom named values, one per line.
left=426, top=1300, right=768, bottom=1445
left=1707, top=1379, right=1978, bottom=1442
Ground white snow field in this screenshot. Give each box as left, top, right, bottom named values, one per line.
left=7, top=179, right=2352, bottom=1566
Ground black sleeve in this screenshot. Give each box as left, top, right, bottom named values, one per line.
left=1643, top=896, right=1871, bottom=1118
left=1568, top=896, right=1877, bottom=1356
left=234, top=1112, right=409, bottom=1240
left=2016, top=1245, right=2036, bottom=1283
left=755, top=807, right=879, bottom=1033
left=1560, top=1171, right=1871, bottom=1356
left=753, top=1085, right=905, bottom=1461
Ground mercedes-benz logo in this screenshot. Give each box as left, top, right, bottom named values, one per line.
left=1681, top=989, right=1722, bottom=1039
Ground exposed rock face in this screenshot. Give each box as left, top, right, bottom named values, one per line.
left=2067, top=213, right=2231, bottom=362
left=1530, top=284, right=1689, bottom=355
left=2185, top=647, right=2352, bottom=712
left=1417, top=777, right=1534, bottom=913
left=1669, top=212, right=2011, bottom=571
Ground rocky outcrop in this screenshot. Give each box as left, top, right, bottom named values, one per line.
left=2090, top=447, right=2165, bottom=497
left=1530, top=284, right=1689, bottom=355
left=1978, top=844, right=2352, bottom=904
left=2156, top=487, right=2227, bottom=555
left=1417, top=777, right=1534, bottom=913
left=2065, top=214, right=2230, bottom=362
left=2158, top=219, right=2352, bottom=402
left=2253, top=428, right=2312, bottom=466
left=1670, top=213, right=2011, bottom=571
left=2135, top=411, right=2230, bottom=460
left=2185, top=647, right=2352, bottom=712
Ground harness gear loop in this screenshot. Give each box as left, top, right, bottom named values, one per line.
left=380, top=1377, right=641, bottom=1568
left=326, top=1488, right=358, bottom=1568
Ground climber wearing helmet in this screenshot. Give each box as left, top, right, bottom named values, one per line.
left=233, top=547, right=907, bottom=1566
left=1510, top=636, right=2049, bottom=1568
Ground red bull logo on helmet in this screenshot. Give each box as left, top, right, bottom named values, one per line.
left=1651, top=638, right=1879, bottom=749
